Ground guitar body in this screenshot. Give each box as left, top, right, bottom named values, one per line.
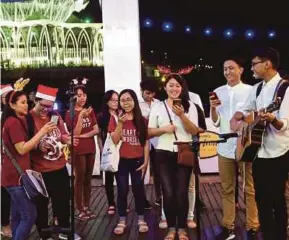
left=236, top=112, right=266, bottom=161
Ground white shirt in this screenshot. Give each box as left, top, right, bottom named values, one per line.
left=148, top=100, right=199, bottom=152
left=189, top=92, right=204, bottom=111
left=212, top=82, right=253, bottom=159
left=139, top=97, right=160, bottom=148
left=239, top=73, right=289, bottom=158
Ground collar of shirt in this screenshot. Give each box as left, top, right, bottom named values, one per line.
left=226, top=81, right=243, bottom=91
left=139, top=97, right=157, bottom=104
left=262, top=72, right=281, bottom=88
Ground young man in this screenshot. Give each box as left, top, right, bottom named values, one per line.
left=139, top=79, right=161, bottom=207
left=231, top=48, right=289, bottom=240
left=29, top=85, right=81, bottom=240
left=211, top=57, right=259, bottom=239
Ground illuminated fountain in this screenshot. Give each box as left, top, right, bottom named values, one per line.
left=0, top=0, right=104, bottom=69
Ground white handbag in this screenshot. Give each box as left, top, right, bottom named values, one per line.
left=100, top=133, right=122, bottom=172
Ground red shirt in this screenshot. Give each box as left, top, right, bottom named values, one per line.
left=108, top=116, right=146, bottom=159
left=30, top=111, right=67, bottom=173
left=1, top=117, right=31, bottom=187
left=65, top=109, right=97, bottom=155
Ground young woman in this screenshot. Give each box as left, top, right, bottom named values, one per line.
left=1, top=90, right=56, bottom=240
left=97, top=90, right=119, bottom=215
left=108, top=89, right=149, bottom=235
left=30, top=84, right=80, bottom=240
left=148, top=74, right=199, bottom=240
left=1, top=84, right=13, bottom=238
left=65, top=85, right=99, bottom=220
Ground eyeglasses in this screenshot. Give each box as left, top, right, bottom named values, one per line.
left=120, top=98, right=133, bottom=104
left=109, top=99, right=118, bottom=103
left=251, top=61, right=265, bottom=67
left=39, top=102, right=53, bottom=110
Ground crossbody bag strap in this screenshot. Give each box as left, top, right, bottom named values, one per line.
left=163, top=101, right=178, bottom=140
left=2, top=142, right=24, bottom=176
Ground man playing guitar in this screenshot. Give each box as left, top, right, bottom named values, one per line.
left=231, top=48, right=289, bottom=240
left=211, top=57, right=259, bottom=240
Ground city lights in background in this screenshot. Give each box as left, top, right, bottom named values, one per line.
left=204, top=27, right=212, bottom=36
left=141, top=18, right=281, bottom=40
left=144, top=18, right=153, bottom=27
left=245, top=29, right=255, bottom=39
left=224, top=29, right=233, bottom=38
left=162, top=22, right=173, bottom=32
left=185, top=26, right=191, bottom=33
left=268, top=30, right=276, bottom=38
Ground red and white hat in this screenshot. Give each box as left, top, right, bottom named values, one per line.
left=36, top=85, right=58, bottom=102
left=0, top=84, right=14, bottom=96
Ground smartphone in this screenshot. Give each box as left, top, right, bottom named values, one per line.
left=51, top=115, right=59, bottom=125
left=173, top=99, right=182, bottom=107
left=209, top=92, right=219, bottom=100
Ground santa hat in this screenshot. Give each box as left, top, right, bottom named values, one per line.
left=0, top=84, right=14, bottom=96
left=36, top=85, right=58, bottom=102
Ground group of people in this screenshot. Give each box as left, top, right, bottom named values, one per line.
left=1, top=46, right=289, bottom=240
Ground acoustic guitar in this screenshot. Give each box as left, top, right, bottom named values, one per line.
left=235, top=98, right=281, bottom=161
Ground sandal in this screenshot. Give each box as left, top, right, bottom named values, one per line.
left=178, top=230, right=189, bottom=240
left=84, top=207, right=96, bottom=219
left=107, top=206, right=116, bottom=215
left=114, top=221, right=126, bottom=235
left=164, top=230, right=176, bottom=240
left=138, top=220, right=149, bottom=233
left=75, top=211, right=90, bottom=221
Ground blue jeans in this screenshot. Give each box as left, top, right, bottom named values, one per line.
left=115, top=157, right=146, bottom=217
left=6, top=186, right=37, bottom=240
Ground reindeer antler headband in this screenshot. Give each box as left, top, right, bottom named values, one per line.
left=71, top=77, right=89, bottom=86
left=157, top=65, right=194, bottom=76
left=9, top=78, right=30, bottom=104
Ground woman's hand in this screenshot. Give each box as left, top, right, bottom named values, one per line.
left=39, top=122, right=57, bottom=135
left=118, top=113, right=128, bottom=124
left=172, top=105, right=185, bottom=117
left=136, top=162, right=148, bottom=179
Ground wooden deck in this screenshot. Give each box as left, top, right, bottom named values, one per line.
left=3, top=175, right=264, bottom=240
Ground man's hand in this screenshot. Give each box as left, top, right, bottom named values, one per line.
left=259, top=111, right=276, bottom=122
left=209, top=95, right=221, bottom=108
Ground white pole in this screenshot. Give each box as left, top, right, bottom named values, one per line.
left=102, top=0, right=142, bottom=96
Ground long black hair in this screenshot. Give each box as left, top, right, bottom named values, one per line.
left=98, top=90, right=118, bottom=142
left=1, top=90, right=27, bottom=131
left=164, top=73, right=191, bottom=113
left=119, top=89, right=147, bottom=146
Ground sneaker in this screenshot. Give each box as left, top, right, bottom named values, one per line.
left=159, top=219, right=168, bottom=229
left=216, top=227, right=235, bottom=240
left=246, top=229, right=258, bottom=240
left=59, top=233, right=81, bottom=240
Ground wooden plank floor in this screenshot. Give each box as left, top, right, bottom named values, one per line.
left=3, top=175, right=265, bottom=240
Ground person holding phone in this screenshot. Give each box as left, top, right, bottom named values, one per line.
left=0, top=84, right=14, bottom=238
left=148, top=74, right=199, bottom=240
left=65, top=85, right=99, bottom=221
left=97, top=90, right=119, bottom=215
left=108, top=89, right=149, bottom=235
left=211, top=57, right=259, bottom=239
left=29, top=85, right=81, bottom=240
left=2, top=88, right=56, bottom=240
